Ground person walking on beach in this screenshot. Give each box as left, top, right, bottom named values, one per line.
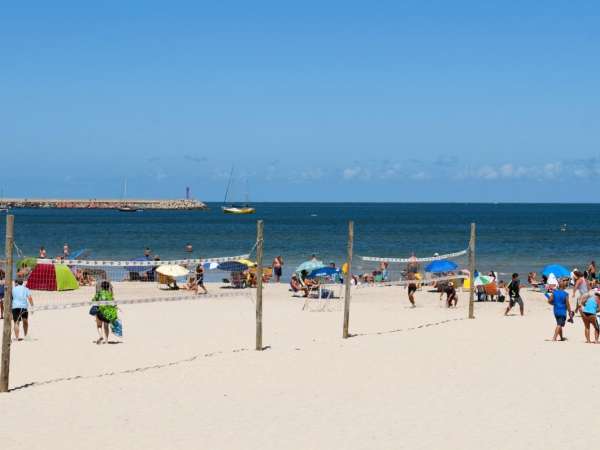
left=12, top=279, right=34, bottom=341
left=407, top=271, right=417, bottom=308
left=272, top=256, right=283, bottom=283
left=91, top=281, right=119, bottom=344
left=579, top=292, right=600, bottom=343
left=195, top=263, right=207, bottom=294
left=572, top=270, right=589, bottom=318
left=547, top=279, right=572, bottom=341
left=504, top=273, right=524, bottom=316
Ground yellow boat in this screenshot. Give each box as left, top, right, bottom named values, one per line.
left=222, top=206, right=256, bottom=214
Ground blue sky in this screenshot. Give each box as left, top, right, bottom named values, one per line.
left=1, top=1, right=599, bottom=202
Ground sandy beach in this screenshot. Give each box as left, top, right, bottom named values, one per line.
left=1, top=282, right=598, bottom=450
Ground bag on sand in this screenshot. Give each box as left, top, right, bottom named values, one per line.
left=110, top=319, right=123, bottom=337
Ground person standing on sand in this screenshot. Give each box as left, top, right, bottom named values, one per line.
left=92, top=281, right=119, bottom=344
left=504, top=273, right=524, bottom=316
left=12, top=279, right=34, bottom=341
left=547, top=279, right=572, bottom=341
left=272, top=256, right=283, bottom=283
left=579, top=291, right=600, bottom=343
left=407, top=271, right=417, bottom=308
left=571, top=270, right=589, bottom=318
left=195, top=264, right=207, bottom=294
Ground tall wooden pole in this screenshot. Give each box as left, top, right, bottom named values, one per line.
left=343, top=221, right=354, bottom=339
left=468, top=223, right=476, bottom=319
left=255, top=220, right=264, bottom=351
left=1, top=215, right=15, bottom=393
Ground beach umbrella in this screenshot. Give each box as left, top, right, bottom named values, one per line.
left=425, top=259, right=458, bottom=273
left=237, top=258, right=257, bottom=268
left=296, top=260, right=325, bottom=274
left=67, top=248, right=91, bottom=260
left=156, top=265, right=189, bottom=277
left=542, top=264, right=570, bottom=278
left=474, top=275, right=494, bottom=286
left=217, top=261, right=249, bottom=272
left=126, top=256, right=153, bottom=273
left=307, top=266, right=340, bottom=279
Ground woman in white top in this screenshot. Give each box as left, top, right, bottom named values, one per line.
left=572, top=270, right=589, bottom=315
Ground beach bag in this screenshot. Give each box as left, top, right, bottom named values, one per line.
left=498, top=294, right=506, bottom=303
left=110, top=319, right=123, bottom=337
left=89, top=305, right=99, bottom=316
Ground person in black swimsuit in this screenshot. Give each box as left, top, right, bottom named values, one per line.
left=407, top=272, right=417, bottom=308
left=444, top=282, right=458, bottom=308
left=195, top=264, right=207, bottom=294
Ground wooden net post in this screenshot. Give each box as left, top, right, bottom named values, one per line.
left=343, top=221, right=354, bottom=339
left=255, top=220, right=264, bottom=351
left=1, top=215, right=15, bottom=393
left=468, top=223, right=476, bottom=319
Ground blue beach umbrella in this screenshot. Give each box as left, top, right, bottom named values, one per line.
left=217, top=261, right=249, bottom=272
left=425, top=259, right=458, bottom=273
left=126, top=256, right=152, bottom=273
left=542, top=264, right=570, bottom=278
left=307, top=266, right=340, bottom=279
left=296, top=260, right=325, bottom=274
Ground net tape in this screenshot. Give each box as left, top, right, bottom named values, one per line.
left=360, top=249, right=468, bottom=263
left=353, top=273, right=468, bottom=289
left=31, top=291, right=253, bottom=312
left=34, top=254, right=251, bottom=268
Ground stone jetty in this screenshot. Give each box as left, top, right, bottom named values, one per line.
left=0, top=198, right=208, bottom=210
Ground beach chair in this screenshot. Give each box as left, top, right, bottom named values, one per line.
left=230, top=272, right=247, bottom=289
left=484, top=283, right=499, bottom=301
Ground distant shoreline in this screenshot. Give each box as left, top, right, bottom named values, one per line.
left=0, top=198, right=208, bottom=210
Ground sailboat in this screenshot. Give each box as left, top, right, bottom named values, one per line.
left=0, top=188, right=8, bottom=213
left=119, top=179, right=140, bottom=212
left=221, top=167, right=256, bottom=215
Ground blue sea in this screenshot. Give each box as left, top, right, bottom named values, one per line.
left=1, top=203, right=598, bottom=280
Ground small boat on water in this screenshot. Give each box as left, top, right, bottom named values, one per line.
left=118, top=205, right=139, bottom=212
left=222, top=205, right=256, bottom=215
left=222, top=166, right=255, bottom=215
left=118, top=179, right=141, bottom=212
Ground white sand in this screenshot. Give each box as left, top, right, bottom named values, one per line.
left=1, top=282, right=598, bottom=450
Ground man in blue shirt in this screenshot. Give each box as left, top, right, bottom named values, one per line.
left=11, top=278, right=34, bottom=341
left=548, top=279, right=572, bottom=342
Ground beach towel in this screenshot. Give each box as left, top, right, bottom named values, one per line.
left=111, top=319, right=123, bottom=337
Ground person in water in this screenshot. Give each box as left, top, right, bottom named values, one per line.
left=580, top=291, right=600, bottom=344
left=547, top=279, right=572, bottom=342
left=92, top=281, right=119, bottom=344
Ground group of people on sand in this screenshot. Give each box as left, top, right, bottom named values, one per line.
left=0, top=275, right=123, bottom=345
left=546, top=272, right=600, bottom=344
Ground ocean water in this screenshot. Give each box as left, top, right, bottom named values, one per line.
left=1, top=203, right=599, bottom=280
